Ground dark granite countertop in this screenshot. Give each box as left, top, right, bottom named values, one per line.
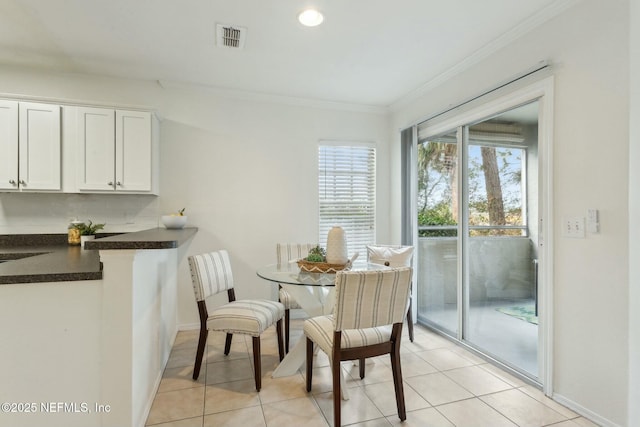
left=0, top=244, right=102, bottom=284
left=0, top=227, right=197, bottom=285
left=84, top=227, right=198, bottom=250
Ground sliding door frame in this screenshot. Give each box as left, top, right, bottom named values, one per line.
left=415, top=76, right=554, bottom=394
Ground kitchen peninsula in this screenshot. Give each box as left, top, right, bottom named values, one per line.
left=0, top=227, right=197, bottom=427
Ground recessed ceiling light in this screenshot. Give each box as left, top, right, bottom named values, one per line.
left=298, top=9, right=324, bottom=27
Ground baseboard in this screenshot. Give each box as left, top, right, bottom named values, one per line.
left=552, top=393, right=622, bottom=427
left=179, top=322, right=200, bottom=331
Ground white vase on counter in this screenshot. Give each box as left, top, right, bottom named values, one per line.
left=81, top=235, right=95, bottom=249
left=325, top=226, right=348, bottom=264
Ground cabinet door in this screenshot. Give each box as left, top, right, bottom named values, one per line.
left=115, top=110, right=152, bottom=192
left=0, top=100, right=18, bottom=190
left=18, top=102, right=61, bottom=191
left=76, top=107, right=115, bottom=191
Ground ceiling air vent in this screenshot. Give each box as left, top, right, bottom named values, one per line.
left=216, top=24, right=247, bottom=49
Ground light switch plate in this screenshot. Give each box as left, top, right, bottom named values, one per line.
left=562, top=216, right=585, bottom=238
left=587, top=208, right=600, bottom=233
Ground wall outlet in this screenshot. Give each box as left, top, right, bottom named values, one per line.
left=562, top=216, right=585, bottom=238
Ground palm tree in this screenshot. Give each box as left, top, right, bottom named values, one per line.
left=418, top=140, right=458, bottom=222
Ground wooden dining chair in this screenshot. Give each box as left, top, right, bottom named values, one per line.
left=304, top=267, right=413, bottom=427
left=188, top=249, right=285, bottom=391
left=367, top=244, right=415, bottom=342
left=276, top=243, right=317, bottom=352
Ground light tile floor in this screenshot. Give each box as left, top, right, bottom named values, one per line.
left=146, top=321, right=599, bottom=427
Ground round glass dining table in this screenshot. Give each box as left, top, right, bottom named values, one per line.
left=256, top=260, right=387, bottom=395
left=257, top=261, right=388, bottom=333
left=257, top=260, right=387, bottom=286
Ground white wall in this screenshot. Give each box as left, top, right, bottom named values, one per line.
left=158, top=88, right=391, bottom=326
left=391, top=1, right=629, bottom=425
left=0, top=66, right=391, bottom=328
left=0, top=280, right=102, bottom=427
left=628, top=0, right=640, bottom=425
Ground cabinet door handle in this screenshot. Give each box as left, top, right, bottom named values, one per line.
left=107, top=181, right=113, bottom=186
left=9, top=179, right=16, bottom=185
left=116, top=181, right=122, bottom=187
left=19, top=180, right=26, bottom=186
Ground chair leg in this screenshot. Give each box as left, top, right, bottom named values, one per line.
left=390, top=342, right=407, bottom=421
left=276, top=319, right=285, bottom=361
left=359, top=358, right=366, bottom=379
left=192, top=326, right=208, bottom=380
left=306, top=338, right=314, bottom=392
left=224, top=333, right=233, bottom=355
left=406, top=298, right=414, bottom=343
left=285, top=309, right=291, bottom=353
left=252, top=336, right=261, bottom=391
left=332, top=357, right=341, bottom=427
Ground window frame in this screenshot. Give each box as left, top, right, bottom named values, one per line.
left=317, top=141, right=376, bottom=260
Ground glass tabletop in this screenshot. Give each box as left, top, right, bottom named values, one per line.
left=256, top=261, right=388, bottom=286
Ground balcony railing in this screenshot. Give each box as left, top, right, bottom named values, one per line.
left=416, top=234, right=536, bottom=303
left=418, top=225, right=528, bottom=237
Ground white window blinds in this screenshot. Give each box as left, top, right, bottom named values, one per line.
left=318, top=143, right=376, bottom=260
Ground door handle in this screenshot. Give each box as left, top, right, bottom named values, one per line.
left=532, top=259, right=539, bottom=316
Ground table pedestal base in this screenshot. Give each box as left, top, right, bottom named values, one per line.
left=271, top=284, right=350, bottom=399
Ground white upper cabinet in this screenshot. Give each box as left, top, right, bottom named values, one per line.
left=0, top=101, right=18, bottom=191
left=116, top=110, right=152, bottom=192
left=19, top=102, right=61, bottom=191
left=76, top=107, right=157, bottom=194
left=0, top=100, right=61, bottom=192
left=76, top=107, right=116, bottom=191
left=0, top=99, right=157, bottom=195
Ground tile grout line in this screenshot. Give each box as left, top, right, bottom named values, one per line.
left=149, top=326, right=585, bottom=427
left=201, top=353, right=207, bottom=427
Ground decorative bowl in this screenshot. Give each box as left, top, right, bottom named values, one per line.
left=161, top=215, right=187, bottom=229
left=296, top=259, right=351, bottom=274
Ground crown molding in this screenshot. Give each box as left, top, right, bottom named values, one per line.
left=156, top=79, right=389, bottom=115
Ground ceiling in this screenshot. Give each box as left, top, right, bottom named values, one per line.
left=0, top=0, right=574, bottom=108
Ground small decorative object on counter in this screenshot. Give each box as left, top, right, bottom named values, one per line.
left=296, top=243, right=354, bottom=274
left=73, top=220, right=105, bottom=236
left=325, top=226, right=348, bottom=264
left=81, top=234, right=95, bottom=247
left=68, top=219, right=84, bottom=245
left=72, top=220, right=105, bottom=248
left=161, top=207, right=187, bottom=229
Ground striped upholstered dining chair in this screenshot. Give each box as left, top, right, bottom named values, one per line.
left=367, top=244, right=415, bottom=341
left=188, top=249, right=284, bottom=391
left=304, top=267, right=413, bottom=427
left=276, top=243, right=317, bottom=352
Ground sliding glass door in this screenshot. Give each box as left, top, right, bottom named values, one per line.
left=415, top=101, right=541, bottom=380
left=417, top=129, right=459, bottom=335
left=464, top=103, right=539, bottom=377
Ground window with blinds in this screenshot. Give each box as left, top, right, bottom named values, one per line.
left=318, top=143, right=376, bottom=260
